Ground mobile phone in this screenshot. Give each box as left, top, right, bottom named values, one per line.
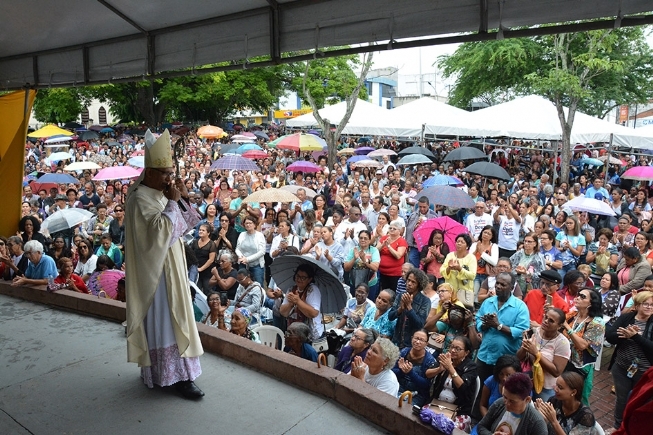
left=546, top=294, right=553, bottom=306
left=219, top=292, right=228, bottom=306
left=525, top=329, right=534, bottom=339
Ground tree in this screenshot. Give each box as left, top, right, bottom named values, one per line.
left=90, top=81, right=167, bottom=126
left=439, top=26, right=653, bottom=183
left=32, top=88, right=94, bottom=124
left=283, top=50, right=372, bottom=170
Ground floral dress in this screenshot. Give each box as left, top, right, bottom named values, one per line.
left=509, top=249, right=546, bottom=294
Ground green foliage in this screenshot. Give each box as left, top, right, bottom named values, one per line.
left=32, top=88, right=94, bottom=123
left=283, top=51, right=368, bottom=108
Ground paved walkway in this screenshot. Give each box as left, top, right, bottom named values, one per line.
left=0, top=295, right=386, bottom=435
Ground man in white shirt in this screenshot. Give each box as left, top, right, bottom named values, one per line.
left=334, top=206, right=368, bottom=248
left=358, top=192, right=373, bottom=224
left=465, top=202, right=494, bottom=241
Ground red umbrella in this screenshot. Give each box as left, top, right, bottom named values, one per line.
left=413, top=216, right=469, bottom=252
left=242, top=150, right=268, bottom=159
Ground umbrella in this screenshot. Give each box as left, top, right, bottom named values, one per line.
left=131, top=149, right=145, bottom=156
left=597, top=155, right=623, bottom=165
left=41, top=208, right=94, bottom=233
left=105, top=141, right=121, bottom=147
left=100, top=127, right=114, bottom=134
left=367, top=149, right=397, bottom=158
left=47, top=151, right=73, bottom=161
left=88, top=125, right=105, bottom=132
left=78, top=131, right=99, bottom=141
left=413, top=216, right=469, bottom=251
left=27, top=125, right=74, bottom=138
left=242, top=150, right=268, bottom=159
left=38, top=173, right=80, bottom=184
left=419, top=186, right=475, bottom=209
left=217, top=143, right=240, bottom=154
left=354, top=146, right=375, bottom=155
left=63, top=122, right=84, bottom=129
left=64, top=161, right=101, bottom=171
left=127, top=156, right=145, bottom=167
left=276, top=133, right=326, bottom=152
left=88, top=154, right=114, bottom=165
left=398, top=146, right=436, bottom=159
left=267, top=136, right=283, bottom=148
left=564, top=196, right=616, bottom=216
left=253, top=131, right=269, bottom=141
left=307, top=129, right=321, bottom=136
left=397, top=154, right=433, bottom=165
left=281, top=185, right=318, bottom=199
left=117, top=134, right=133, bottom=143
left=286, top=161, right=322, bottom=173
left=462, top=162, right=511, bottom=181
left=350, top=159, right=383, bottom=169
left=270, top=255, right=346, bottom=313
left=93, top=166, right=141, bottom=180
left=243, top=189, right=299, bottom=203
left=210, top=155, right=259, bottom=171
left=422, top=174, right=464, bottom=187
left=580, top=158, right=603, bottom=167
left=621, top=166, right=653, bottom=181
left=347, top=155, right=370, bottom=163
left=235, top=144, right=263, bottom=154
left=87, top=269, right=125, bottom=298
left=444, top=146, right=488, bottom=161
left=44, top=136, right=73, bottom=144
left=231, top=134, right=254, bottom=141
left=357, top=137, right=372, bottom=143
left=337, top=148, right=356, bottom=155
left=198, top=125, right=225, bottom=138
left=241, top=132, right=257, bottom=138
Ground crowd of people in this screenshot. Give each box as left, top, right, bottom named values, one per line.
left=6, top=126, right=653, bottom=434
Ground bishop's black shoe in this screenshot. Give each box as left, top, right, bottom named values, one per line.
left=174, top=380, right=205, bottom=399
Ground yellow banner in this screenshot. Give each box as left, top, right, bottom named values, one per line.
left=273, top=109, right=313, bottom=119
left=0, top=90, right=36, bottom=237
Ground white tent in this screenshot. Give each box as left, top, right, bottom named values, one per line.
left=341, top=97, right=502, bottom=137
left=467, top=95, right=653, bottom=149
left=285, top=99, right=392, bottom=130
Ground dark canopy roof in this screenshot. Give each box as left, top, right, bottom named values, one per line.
left=1, top=0, right=651, bottom=90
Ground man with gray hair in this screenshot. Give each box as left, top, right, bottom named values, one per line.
left=405, top=196, right=437, bottom=267
left=11, top=240, right=57, bottom=286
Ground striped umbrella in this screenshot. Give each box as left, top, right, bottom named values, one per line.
left=210, top=155, right=259, bottom=171
left=276, top=133, right=326, bottom=152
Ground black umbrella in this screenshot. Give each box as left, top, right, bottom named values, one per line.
left=253, top=131, right=269, bottom=141
left=63, top=122, right=84, bottom=129
left=217, top=143, right=240, bottom=154
left=443, top=146, right=488, bottom=162
left=463, top=161, right=511, bottom=181
left=270, top=255, right=347, bottom=314
left=78, top=131, right=99, bottom=141
left=397, top=146, right=437, bottom=162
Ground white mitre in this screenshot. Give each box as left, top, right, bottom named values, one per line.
left=144, top=129, right=173, bottom=168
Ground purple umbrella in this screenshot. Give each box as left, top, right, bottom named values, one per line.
left=210, top=155, right=259, bottom=171
left=354, top=146, right=375, bottom=155
left=286, top=161, right=322, bottom=173
left=307, top=129, right=321, bottom=136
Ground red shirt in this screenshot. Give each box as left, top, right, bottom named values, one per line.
left=378, top=236, right=408, bottom=276
left=524, top=289, right=569, bottom=323
left=54, top=274, right=90, bottom=294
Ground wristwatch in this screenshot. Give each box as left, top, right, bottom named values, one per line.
left=496, top=324, right=503, bottom=331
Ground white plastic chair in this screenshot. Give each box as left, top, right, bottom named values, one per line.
left=191, top=282, right=209, bottom=317
left=594, top=421, right=605, bottom=435
left=470, top=376, right=481, bottom=412
left=253, top=325, right=284, bottom=350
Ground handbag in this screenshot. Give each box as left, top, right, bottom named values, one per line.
left=351, top=266, right=375, bottom=288
left=428, top=399, right=459, bottom=421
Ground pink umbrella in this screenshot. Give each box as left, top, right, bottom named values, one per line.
left=242, top=150, right=268, bottom=159
left=622, top=166, right=653, bottom=181
left=93, top=166, right=142, bottom=181
left=241, top=132, right=257, bottom=138
left=87, top=269, right=125, bottom=298
left=132, top=149, right=145, bottom=156
left=413, top=216, right=469, bottom=251
left=286, top=161, right=322, bottom=173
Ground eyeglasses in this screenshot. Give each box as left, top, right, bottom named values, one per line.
left=412, top=337, right=427, bottom=343
left=115, top=209, right=123, bottom=212
left=524, top=239, right=535, bottom=243
left=449, top=346, right=464, bottom=352
left=208, top=298, right=220, bottom=303
left=79, top=246, right=88, bottom=250
left=152, top=168, right=175, bottom=178
left=641, top=303, right=653, bottom=308
left=437, top=289, right=450, bottom=293
left=350, top=335, right=364, bottom=341
left=388, top=227, right=397, bottom=231
left=295, top=275, right=310, bottom=281
left=540, top=281, right=555, bottom=288
left=577, top=293, right=589, bottom=300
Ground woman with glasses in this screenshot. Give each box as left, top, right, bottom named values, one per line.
left=420, top=228, right=451, bottom=287
left=584, top=228, right=619, bottom=286
left=344, top=230, right=381, bottom=300
left=510, top=232, right=546, bottom=296
left=562, top=288, right=605, bottom=405
left=194, top=204, right=219, bottom=240
left=555, top=215, right=585, bottom=279
left=376, top=219, right=408, bottom=290
left=235, top=216, right=266, bottom=287
left=391, top=330, right=436, bottom=407
left=517, top=308, right=571, bottom=401
left=428, top=335, right=479, bottom=426
left=209, top=252, right=239, bottom=301
left=215, top=179, right=232, bottom=209
left=214, top=212, right=238, bottom=256
left=108, top=206, right=126, bottom=251
left=73, top=239, right=97, bottom=283
left=605, top=290, right=653, bottom=431
left=280, top=264, right=324, bottom=341
left=335, top=327, right=378, bottom=373
left=350, top=337, right=400, bottom=396
left=441, top=234, right=477, bottom=308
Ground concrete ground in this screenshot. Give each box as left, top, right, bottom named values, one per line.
left=0, top=294, right=387, bottom=435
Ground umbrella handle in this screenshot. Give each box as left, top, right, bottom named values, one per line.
left=317, top=353, right=327, bottom=368
left=398, top=391, right=413, bottom=407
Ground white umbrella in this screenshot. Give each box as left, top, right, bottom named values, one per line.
left=44, top=136, right=73, bottom=144
left=281, top=185, right=317, bottom=199
left=41, top=208, right=94, bottom=233
left=64, top=161, right=101, bottom=171
left=396, top=154, right=433, bottom=165
left=243, top=189, right=299, bottom=203
left=47, top=151, right=73, bottom=161
left=565, top=196, right=616, bottom=216
left=367, top=149, right=397, bottom=158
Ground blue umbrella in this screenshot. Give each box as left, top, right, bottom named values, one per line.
left=354, top=146, right=375, bottom=155
left=357, top=137, right=372, bottom=143
left=580, top=158, right=603, bottom=167
left=235, top=144, right=263, bottom=154
left=422, top=174, right=464, bottom=187
left=99, top=127, right=114, bottom=133
left=38, top=173, right=80, bottom=184
left=347, top=155, right=369, bottom=163
left=253, top=131, right=269, bottom=141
